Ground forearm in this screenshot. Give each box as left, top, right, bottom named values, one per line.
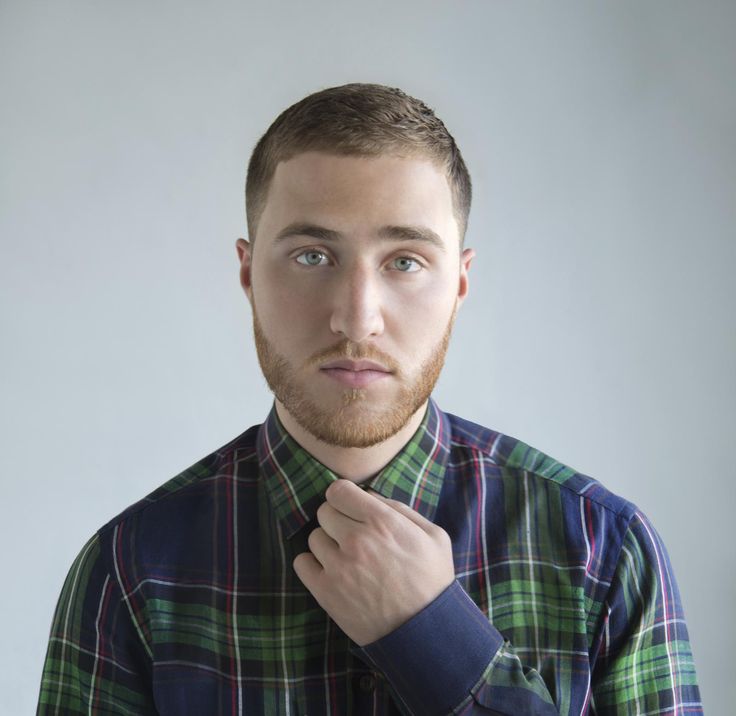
left=351, top=579, right=559, bottom=716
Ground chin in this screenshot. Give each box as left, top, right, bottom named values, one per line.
left=278, top=390, right=409, bottom=446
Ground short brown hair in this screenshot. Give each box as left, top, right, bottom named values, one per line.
left=245, top=82, right=472, bottom=247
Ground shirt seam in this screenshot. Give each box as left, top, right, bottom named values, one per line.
left=95, top=529, right=156, bottom=667
left=96, top=443, right=259, bottom=538
left=449, top=437, right=635, bottom=520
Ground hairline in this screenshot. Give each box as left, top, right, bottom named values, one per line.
left=250, top=148, right=465, bottom=250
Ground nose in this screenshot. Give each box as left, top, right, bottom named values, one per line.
left=329, top=261, right=385, bottom=343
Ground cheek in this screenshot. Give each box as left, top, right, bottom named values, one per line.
left=253, top=270, right=328, bottom=346
left=383, top=278, right=457, bottom=342
left=389, top=269, right=457, bottom=313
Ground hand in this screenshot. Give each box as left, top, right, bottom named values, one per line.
left=292, top=479, right=456, bottom=647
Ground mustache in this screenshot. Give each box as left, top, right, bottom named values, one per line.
left=306, top=339, right=400, bottom=374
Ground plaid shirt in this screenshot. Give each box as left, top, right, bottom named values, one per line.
left=38, top=398, right=701, bottom=715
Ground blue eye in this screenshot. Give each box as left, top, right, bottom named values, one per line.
left=296, top=250, right=329, bottom=266
left=392, top=257, right=421, bottom=272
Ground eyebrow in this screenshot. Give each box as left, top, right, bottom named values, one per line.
left=272, top=222, right=446, bottom=252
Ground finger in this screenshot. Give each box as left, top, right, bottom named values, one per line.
left=316, top=500, right=361, bottom=546
left=366, top=489, right=437, bottom=535
left=292, top=551, right=323, bottom=590
left=307, top=525, right=340, bottom=563
left=325, top=479, right=389, bottom=522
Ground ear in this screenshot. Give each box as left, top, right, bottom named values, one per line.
left=456, top=247, right=475, bottom=308
left=235, top=238, right=254, bottom=306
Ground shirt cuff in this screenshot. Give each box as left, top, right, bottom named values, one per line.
left=350, top=579, right=504, bottom=716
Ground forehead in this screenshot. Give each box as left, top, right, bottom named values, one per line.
left=257, top=151, right=459, bottom=247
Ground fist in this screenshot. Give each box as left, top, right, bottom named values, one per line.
left=292, top=479, right=456, bottom=646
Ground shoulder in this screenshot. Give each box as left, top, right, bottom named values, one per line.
left=444, top=409, right=636, bottom=521
left=53, top=423, right=262, bottom=609
left=95, top=422, right=261, bottom=538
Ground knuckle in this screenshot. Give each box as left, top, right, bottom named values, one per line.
left=341, top=531, right=363, bottom=555
left=293, top=552, right=306, bottom=570
left=372, top=507, right=396, bottom=526
left=316, top=501, right=328, bottom=521
left=434, top=525, right=452, bottom=545
left=327, top=479, right=346, bottom=498
left=374, top=518, right=397, bottom=542
left=307, top=527, right=322, bottom=549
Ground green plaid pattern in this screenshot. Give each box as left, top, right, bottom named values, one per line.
left=37, top=398, right=701, bottom=714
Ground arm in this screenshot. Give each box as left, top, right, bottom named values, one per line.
left=351, top=579, right=559, bottom=716
left=296, top=481, right=701, bottom=714
left=295, top=480, right=560, bottom=715
left=37, top=532, right=157, bottom=715
left=589, top=509, right=702, bottom=713
left=351, top=510, right=702, bottom=716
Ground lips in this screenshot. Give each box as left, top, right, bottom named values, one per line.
left=319, top=359, right=392, bottom=388
left=319, top=359, right=390, bottom=372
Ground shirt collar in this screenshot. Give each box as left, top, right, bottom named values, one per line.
left=257, top=397, right=451, bottom=540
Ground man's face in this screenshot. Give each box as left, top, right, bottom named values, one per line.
left=237, top=151, right=474, bottom=448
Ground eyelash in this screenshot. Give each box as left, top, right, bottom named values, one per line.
left=294, top=249, right=424, bottom=273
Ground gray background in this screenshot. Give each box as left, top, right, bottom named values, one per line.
left=2, top=1, right=733, bottom=713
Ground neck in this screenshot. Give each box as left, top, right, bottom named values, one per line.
left=274, top=400, right=428, bottom=484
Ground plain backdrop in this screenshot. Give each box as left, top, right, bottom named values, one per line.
left=2, top=1, right=734, bottom=713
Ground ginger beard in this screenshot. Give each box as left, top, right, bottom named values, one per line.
left=251, top=302, right=457, bottom=448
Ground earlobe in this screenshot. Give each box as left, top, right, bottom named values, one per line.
left=236, top=238, right=254, bottom=304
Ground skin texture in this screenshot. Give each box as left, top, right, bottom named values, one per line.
left=250, top=305, right=456, bottom=449
left=299, top=478, right=457, bottom=646
left=235, top=150, right=474, bottom=645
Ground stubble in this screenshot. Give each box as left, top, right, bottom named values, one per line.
left=251, top=304, right=456, bottom=448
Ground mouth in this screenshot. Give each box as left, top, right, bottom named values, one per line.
left=320, top=359, right=390, bottom=372
left=319, top=359, right=393, bottom=388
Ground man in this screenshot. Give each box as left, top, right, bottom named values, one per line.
left=38, top=83, right=701, bottom=715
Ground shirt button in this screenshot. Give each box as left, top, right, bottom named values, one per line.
left=358, top=673, right=377, bottom=692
